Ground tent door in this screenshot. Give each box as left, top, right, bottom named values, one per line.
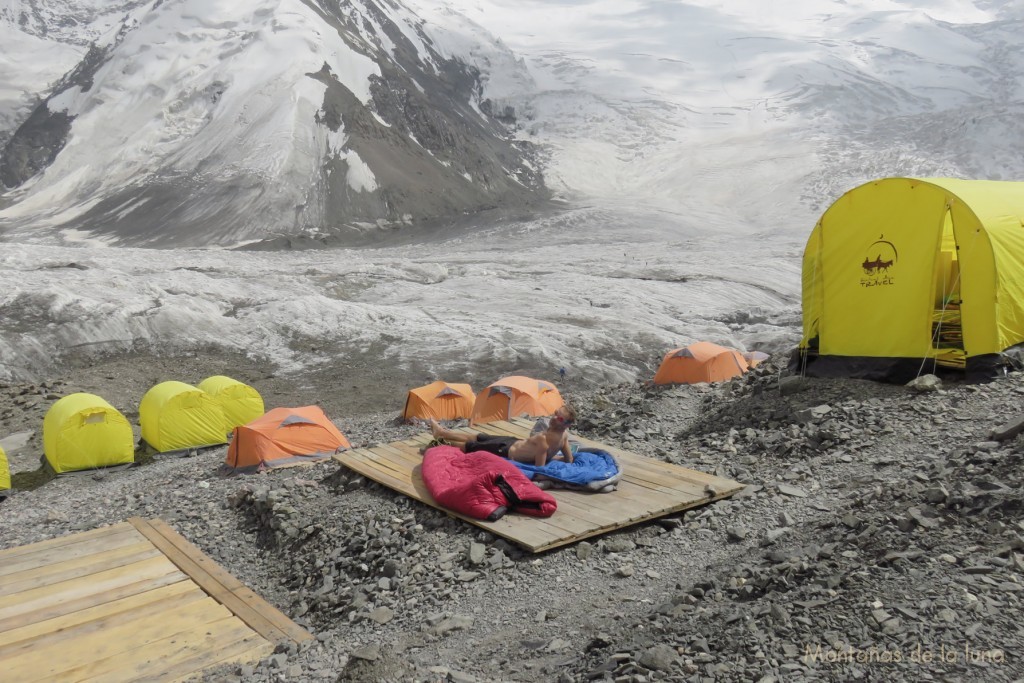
left=930, top=209, right=964, bottom=368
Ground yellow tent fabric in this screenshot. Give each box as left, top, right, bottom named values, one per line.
left=198, top=375, right=265, bottom=431
left=797, top=177, right=1024, bottom=381
left=0, top=445, right=10, bottom=494
left=43, top=393, right=135, bottom=474
left=140, top=381, right=228, bottom=453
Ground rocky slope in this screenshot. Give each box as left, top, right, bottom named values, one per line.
left=1, top=352, right=1023, bottom=682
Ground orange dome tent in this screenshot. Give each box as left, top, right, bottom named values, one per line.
left=470, top=375, right=563, bottom=425
left=224, top=406, right=350, bottom=474
left=403, top=381, right=475, bottom=421
left=653, top=342, right=749, bottom=385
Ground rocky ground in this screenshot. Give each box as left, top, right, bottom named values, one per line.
left=2, top=351, right=1024, bottom=682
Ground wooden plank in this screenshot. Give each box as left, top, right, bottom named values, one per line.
left=42, top=616, right=254, bottom=683
left=0, top=542, right=161, bottom=597
left=0, top=525, right=142, bottom=573
left=0, top=582, right=206, bottom=659
left=129, top=518, right=312, bottom=645
left=76, top=623, right=269, bottom=683
left=0, top=569, right=189, bottom=633
left=339, top=421, right=744, bottom=553
left=161, top=637, right=275, bottom=683
left=0, top=522, right=136, bottom=561
left=0, top=555, right=183, bottom=626
left=0, top=580, right=199, bottom=651
left=5, top=597, right=234, bottom=682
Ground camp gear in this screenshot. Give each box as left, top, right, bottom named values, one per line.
left=43, top=393, right=135, bottom=474
left=653, top=342, right=749, bottom=384
left=421, top=444, right=557, bottom=521
left=0, top=445, right=9, bottom=496
left=198, top=375, right=264, bottom=432
left=402, top=381, right=474, bottom=421
left=140, top=381, right=228, bottom=453
left=470, top=376, right=563, bottom=425
left=513, top=448, right=622, bottom=492
left=224, top=406, right=350, bottom=473
left=795, top=177, right=1024, bottom=381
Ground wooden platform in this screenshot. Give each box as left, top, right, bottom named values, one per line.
left=335, top=417, right=744, bottom=553
left=0, top=517, right=311, bottom=683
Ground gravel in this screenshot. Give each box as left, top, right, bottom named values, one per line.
left=2, top=351, right=1024, bottom=681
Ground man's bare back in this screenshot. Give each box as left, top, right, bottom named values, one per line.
left=428, top=405, right=576, bottom=467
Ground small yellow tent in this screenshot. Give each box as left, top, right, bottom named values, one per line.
left=198, top=375, right=265, bottom=431
left=140, top=381, right=228, bottom=453
left=796, top=177, right=1024, bottom=381
left=403, top=381, right=475, bottom=421
left=43, top=393, right=135, bottom=474
left=0, top=445, right=10, bottom=496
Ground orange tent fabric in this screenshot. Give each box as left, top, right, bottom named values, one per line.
left=653, top=342, right=750, bottom=384
left=224, top=406, right=350, bottom=473
left=403, top=381, right=475, bottom=421
left=470, top=375, right=563, bottom=425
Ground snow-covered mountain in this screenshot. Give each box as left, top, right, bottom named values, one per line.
left=1, top=1, right=1023, bottom=386
left=0, top=0, right=545, bottom=247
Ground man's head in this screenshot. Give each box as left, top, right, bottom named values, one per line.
left=551, top=404, right=576, bottom=429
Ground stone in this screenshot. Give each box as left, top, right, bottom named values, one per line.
left=468, top=542, right=486, bottom=565
left=638, top=643, right=679, bottom=671
left=367, top=607, right=394, bottom=624
left=726, top=526, right=748, bottom=542
left=778, top=484, right=807, bottom=498
left=907, top=374, right=942, bottom=392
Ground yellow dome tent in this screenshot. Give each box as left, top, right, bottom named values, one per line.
left=795, top=177, right=1024, bottom=381
left=140, top=381, right=228, bottom=453
left=43, top=393, right=135, bottom=474
left=198, top=375, right=265, bottom=431
left=0, top=445, right=10, bottom=497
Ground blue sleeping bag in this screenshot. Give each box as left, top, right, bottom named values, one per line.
left=512, top=448, right=622, bottom=492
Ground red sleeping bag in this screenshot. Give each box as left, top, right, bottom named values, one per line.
left=421, top=445, right=557, bottom=521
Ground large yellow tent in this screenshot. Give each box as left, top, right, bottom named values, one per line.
left=796, top=177, right=1024, bottom=381
left=403, top=381, right=475, bottom=421
left=140, top=381, right=228, bottom=453
left=43, top=393, right=135, bottom=474
left=470, top=376, right=563, bottom=425
left=198, top=375, right=265, bottom=431
left=0, top=445, right=10, bottom=496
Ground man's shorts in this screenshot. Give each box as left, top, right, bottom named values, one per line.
left=465, top=434, right=518, bottom=458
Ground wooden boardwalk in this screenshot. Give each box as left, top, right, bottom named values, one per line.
left=335, top=417, right=744, bottom=552
left=0, top=517, right=311, bottom=683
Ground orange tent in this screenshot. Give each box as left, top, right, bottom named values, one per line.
left=224, top=406, right=350, bottom=473
left=470, top=375, right=563, bottom=425
left=653, top=342, right=749, bottom=385
left=403, top=381, right=475, bottom=421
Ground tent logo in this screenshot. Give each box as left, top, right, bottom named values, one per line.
left=860, top=236, right=897, bottom=288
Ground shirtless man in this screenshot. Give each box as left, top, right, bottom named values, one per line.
left=428, top=405, right=577, bottom=467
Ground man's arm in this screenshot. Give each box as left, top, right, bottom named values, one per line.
left=562, top=433, right=574, bottom=463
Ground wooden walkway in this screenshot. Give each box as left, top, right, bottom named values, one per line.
left=0, top=517, right=311, bottom=683
left=335, top=417, right=744, bottom=553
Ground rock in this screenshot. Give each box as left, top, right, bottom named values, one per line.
left=352, top=644, right=380, bottom=661
left=726, top=526, right=748, bottom=542
left=368, top=607, right=394, bottom=624
left=616, top=565, right=635, bottom=577
left=907, top=374, right=942, bottom=392
left=576, top=541, right=595, bottom=560
left=430, top=615, right=474, bottom=636
left=603, top=538, right=636, bottom=553
left=778, top=484, right=807, bottom=498
left=468, top=542, right=486, bottom=565
left=638, top=643, right=679, bottom=671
